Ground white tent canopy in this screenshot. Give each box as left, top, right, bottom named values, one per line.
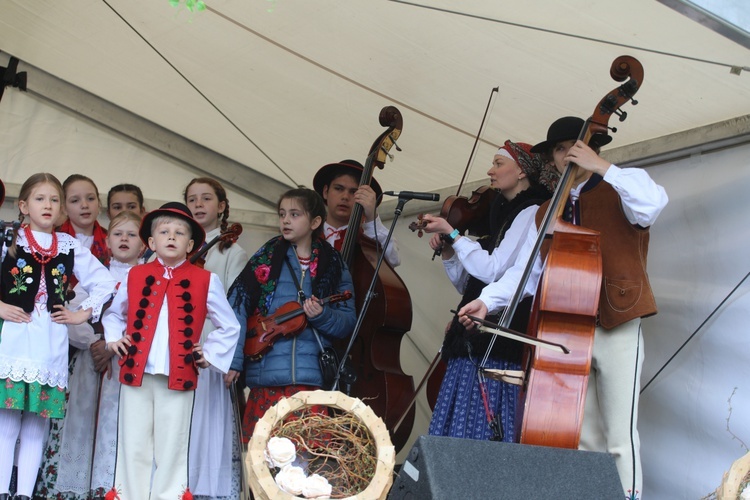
left=2, top=1, right=750, bottom=498
left=2, top=0, right=749, bottom=205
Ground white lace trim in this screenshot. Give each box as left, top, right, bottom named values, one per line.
left=0, top=358, right=67, bottom=388
left=16, top=230, right=77, bottom=255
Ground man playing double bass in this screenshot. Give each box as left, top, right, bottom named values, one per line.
left=459, top=117, right=668, bottom=499
left=312, top=159, right=401, bottom=267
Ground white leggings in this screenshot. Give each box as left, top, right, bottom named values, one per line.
left=0, top=409, right=48, bottom=496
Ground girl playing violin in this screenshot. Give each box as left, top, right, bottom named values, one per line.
left=184, top=177, right=247, bottom=500
left=459, top=117, right=668, bottom=499
left=228, top=188, right=356, bottom=440
left=420, top=140, right=557, bottom=443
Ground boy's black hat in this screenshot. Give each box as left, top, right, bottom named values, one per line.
left=0, top=179, right=4, bottom=206
left=531, top=116, right=613, bottom=154
left=140, top=202, right=206, bottom=253
left=312, top=159, right=383, bottom=206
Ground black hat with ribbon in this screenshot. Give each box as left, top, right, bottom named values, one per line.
left=140, top=202, right=206, bottom=253
left=312, top=159, right=383, bottom=206
left=531, top=116, right=613, bottom=154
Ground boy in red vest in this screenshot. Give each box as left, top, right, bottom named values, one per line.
left=103, top=202, right=240, bottom=500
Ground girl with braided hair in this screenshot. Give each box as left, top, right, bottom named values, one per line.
left=184, top=177, right=248, bottom=500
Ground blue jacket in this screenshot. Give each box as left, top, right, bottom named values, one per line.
left=229, top=245, right=355, bottom=388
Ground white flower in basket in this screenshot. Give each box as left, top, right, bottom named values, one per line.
left=302, top=473, right=333, bottom=499
left=265, top=436, right=297, bottom=468
left=275, top=465, right=307, bottom=496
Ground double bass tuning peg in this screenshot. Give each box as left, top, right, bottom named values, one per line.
left=614, top=108, right=628, bottom=122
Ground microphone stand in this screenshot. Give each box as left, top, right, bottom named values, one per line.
left=332, top=197, right=409, bottom=394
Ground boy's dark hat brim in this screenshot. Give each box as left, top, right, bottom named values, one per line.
left=531, top=116, right=613, bottom=153
left=312, top=159, right=383, bottom=206
left=140, top=202, right=206, bottom=253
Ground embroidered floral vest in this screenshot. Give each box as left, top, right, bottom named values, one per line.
left=1, top=247, right=74, bottom=313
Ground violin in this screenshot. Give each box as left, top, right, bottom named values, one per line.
left=243, top=291, right=352, bottom=360
left=409, top=185, right=497, bottom=259
left=189, top=223, right=243, bottom=268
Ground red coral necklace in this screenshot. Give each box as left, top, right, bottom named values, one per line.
left=23, top=225, right=58, bottom=265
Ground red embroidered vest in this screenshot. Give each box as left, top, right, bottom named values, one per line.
left=119, top=260, right=210, bottom=391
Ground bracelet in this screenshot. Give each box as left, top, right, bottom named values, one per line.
left=445, top=228, right=460, bottom=245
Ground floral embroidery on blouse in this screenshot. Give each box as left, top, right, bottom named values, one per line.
left=8, top=258, right=34, bottom=295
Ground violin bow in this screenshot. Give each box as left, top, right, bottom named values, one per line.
left=452, top=310, right=569, bottom=354
left=456, top=86, right=499, bottom=196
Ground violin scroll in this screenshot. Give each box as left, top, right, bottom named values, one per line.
left=408, top=214, right=427, bottom=238
left=190, top=222, right=244, bottom=266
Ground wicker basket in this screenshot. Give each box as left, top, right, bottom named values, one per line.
left=247, top=390, right=395, bottom=500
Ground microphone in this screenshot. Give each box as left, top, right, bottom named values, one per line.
left=383, top=191, right=441, bottom=202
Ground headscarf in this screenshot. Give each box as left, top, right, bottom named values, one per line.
left=496, top=140, right=559, bottom=194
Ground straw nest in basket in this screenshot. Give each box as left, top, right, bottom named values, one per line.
left=247, top=390, right=395, bottom=500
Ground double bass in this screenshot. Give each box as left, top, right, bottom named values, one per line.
left=475, top=55, right=644, bottom=448
left=336, top=106, right=416, bottom=452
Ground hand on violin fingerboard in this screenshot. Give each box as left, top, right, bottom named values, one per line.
left=419, top=214, right=454, bottom=235
left=302, top=295, right=324, bottom=319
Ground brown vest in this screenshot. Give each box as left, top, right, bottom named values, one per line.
left=536, top=180, right=657, bottom=329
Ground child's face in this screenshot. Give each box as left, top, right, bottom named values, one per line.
left=278, top=198, right=321, bottom=246
left=552, top=139, right=576, bottom=173
left=148, top=219, right=194, bottom=266
left=108, top=191, right=143, bottom=219
left=65, top=180, right=100, bottom=232
left=19, top=182, right=62, bottom=232
left=185, top=183, right=225, bottom=231
left=107, top=220, right=143, bottom=264
left=321, top=174, right=358, bottom=227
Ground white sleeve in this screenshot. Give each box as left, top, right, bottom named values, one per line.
left=73, top=245, right=118, bottom=322
left=603, top=165, right=668, bottom=227
left=362, top=216, right=401, bottom=267
left=202, top=273, right=241, bottom=374
left=451, top=206, right=540, bottom=285
left=102, top=274, right=129, bottom=343
left=442, top=254, right=470, bottom=294
left=477, top=223, right=543, bottom=314
left=67, top=284, right=97, bottom=349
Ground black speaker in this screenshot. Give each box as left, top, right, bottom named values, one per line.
left=388, top=435, right=622, bottom=499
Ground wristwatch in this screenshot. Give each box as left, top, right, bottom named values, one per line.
left=445, top=228, right=460, bottom=245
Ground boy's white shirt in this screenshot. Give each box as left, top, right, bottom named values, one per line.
left=102, top=258, right=240, bottom=374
